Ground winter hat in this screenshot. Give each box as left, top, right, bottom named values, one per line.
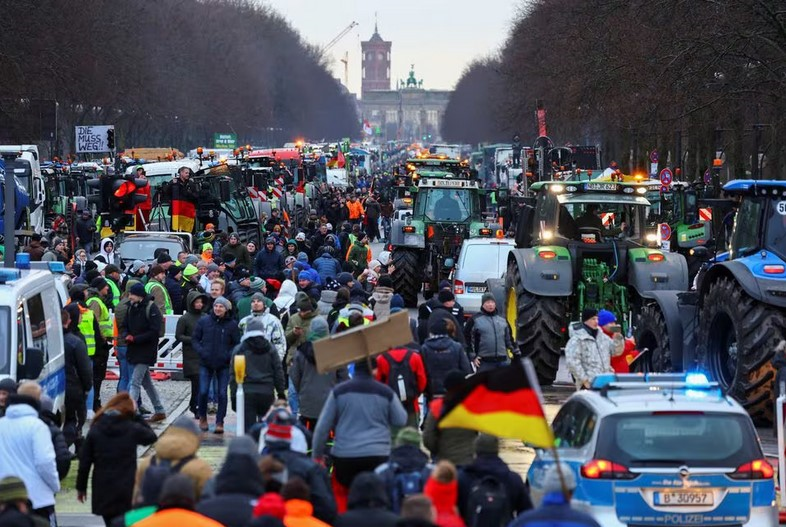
left=158, top=473, right=196, bottom=508
left=395, top=426, right=421, bottom=447
left=337, top=272, right=354, bottom=286
left=185, top=254, right=199, bottom=266
left=443, top=370, right=467, bottom=392
left=297, top=296, right=314, bottom=312
left=183, top=264, right=199, bottom=277
left=85, top=269, right=101, bottom=284
left=297, top=252, right=308, bottom=262
left=0, top=378, right=17, bottom=395
left=228, top=232, right=239, bottom=241
left=542, top=462, right=577, bottom=492
left=104, top=264, right=121, bottom=275
left=295, top=232, right=306, bottom=241
left=377, top=275, right=393, bottom=289
left=475, top=433, right=500, bottom=455
left=130, top=259, right=146, bottom=274
left=242, top=318, right=268, bottom=341
left=156, top=252, right=172, bottom=264
left=390, top=294, right=405, bottom=312
left=582, top=308, right=599, bottom=322
left=428, top=316, right=449, bottom=336
left=286, top=239, right=297, bottom=247
left=368, top=259, right=381, bottom=270
left=598, top=309, right=617, bottom=327
left=439, top=279, right=452, bottom=290
left=252, top=492, right=286, bottom=520
left=437, top=289, right=455, bottom=303
left=227, top=435, right=261, bottom=462
left=0, top=476, right=29, bottom=503
left=481, top=292, right=496, bottom=304
left=89, top=276, right=108, bottom=291
left=207, top=263, right=220, bottom=273
left=264, top=408, right=293, bottom=445
left=249, top=277, right=265, bottom=291
left=129, top=282, right=146, bottom=297
left=213, top=296, right=231, bottom=310
left=308, top=316, right=329, bottom=340
left=202, top=243, right=213, bottom=252
left=167, top=266, right=182, bottom=278
left=171, top=415, right=201, bottom=438
left=284, top=256, right=297, bottom=266
left=251, top=292, right=267, bottom=303
left=223, top=253, right=237, bottom=264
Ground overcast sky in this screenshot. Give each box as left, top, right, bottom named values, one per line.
left=260, top=0, right=524, bottom=96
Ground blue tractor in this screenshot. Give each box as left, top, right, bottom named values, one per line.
left=635, top=180, right=786, bottom=422
left=0, top=159, right=32, bottom=234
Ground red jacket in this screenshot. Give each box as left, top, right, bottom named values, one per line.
left=424, top=478, right=465, bottom=527
left=602, top=328, right=639, bottom=373
left=375, top=347, right=427, bottom=413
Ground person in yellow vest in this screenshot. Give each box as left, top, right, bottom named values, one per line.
left=87, top=277, right=114, bottom=413
left=145, top=265, right=173, bottom=316
left=103, top=264, right=123, bottom=309
left=69, top=284, right=99, bottom=419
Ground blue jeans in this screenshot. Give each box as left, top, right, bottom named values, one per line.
left=116, top=346, right=131, bottom=393
left=128, top=363, right=164, bottom=414
left=288, top=377, right=299, bottom=417
left=86, top=358, right=94, bottom=411
left=199, top=367, right=230, bottom=423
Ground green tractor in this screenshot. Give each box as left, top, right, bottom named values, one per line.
left=497, top=180, right=690, bottom=383
left=389, top=157, right=495, bottom=306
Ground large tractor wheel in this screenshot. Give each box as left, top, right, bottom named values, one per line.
left=391, top=249, right=420, bottom=307
left=697, top=277, right=786, bottom=424
left=506, top=261, right=565, bottom=384
left=634, top=304, right=672, bottom=373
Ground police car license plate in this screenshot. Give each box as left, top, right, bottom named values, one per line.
left=467, top=286, right=486, bottom=293
left=654, top=491, right=713, bottom=506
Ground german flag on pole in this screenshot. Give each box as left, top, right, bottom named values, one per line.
left=437, top=359, right=554, bottom=448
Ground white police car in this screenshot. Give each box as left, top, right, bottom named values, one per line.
left=526, top=373, right=777, bottom=526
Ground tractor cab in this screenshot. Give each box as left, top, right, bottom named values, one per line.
left=724, top=180, right=786, bottom=264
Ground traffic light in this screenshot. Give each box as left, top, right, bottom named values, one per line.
left=110, top=176, right=148, bottom=230
left=107, top=128, right=115, bottom=150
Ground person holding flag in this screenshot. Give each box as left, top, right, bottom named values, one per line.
left=171, top=166, right=199, bottom=232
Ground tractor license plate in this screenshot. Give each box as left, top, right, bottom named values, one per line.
left=467, top=286, right=487, bottom=293
left=654, top=490, right=713, bottom=506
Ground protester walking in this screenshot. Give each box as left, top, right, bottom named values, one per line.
left=176, top=291, right=208, bottom=418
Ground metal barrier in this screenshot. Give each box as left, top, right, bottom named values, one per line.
left=108, top=314, right=184, bottom=373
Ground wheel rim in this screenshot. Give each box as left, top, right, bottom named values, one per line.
left=507, top=287, right=517, bottom=341
left=708, top=312, right=737, bottom=389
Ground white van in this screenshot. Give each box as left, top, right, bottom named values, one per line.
left=0, top=144, right=46, bottom=233
left=452, top=238, right=515, bottom=314
left=0, top=264, right=68, bottom=413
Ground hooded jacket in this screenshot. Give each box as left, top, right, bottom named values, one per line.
left=176, top=291, right=207, bottom=377
left=285, top=309, right=319, bottom=365
left=274, top=280, right=298, bottom=312
left=565, top=324, right=621, bottom=388
left=134, top=426, right=214, bottom=500
left=420, top=336, right=472, bottom=399
left=196, top=454, right=265, bottom=527
left=290, top=341, right=349, bottom=419
left=230, top=336, right=286, bottom=396
left=423, top=477, right=465, bottom=527
left=192, top=312, right=241, bottom=370
left=335, top=472, right=399, bottom=527
left=266, top=445, right=336, bottom=524
left=124, top=295, right=164, bottom=366
left=255, top=246, right=285, bottom=279
left=284, top=499, right=331, bottom=527
left=97, top=237, right=119, bottom=266
left=371, top=286, right=394, bottom=320
left=0, top=399, right=60, bottom=509
left=457, top=454, right=533, bottom=522
left=77, top=412, right=157, bottom=517
left=312, top=253, right=342, bottom=283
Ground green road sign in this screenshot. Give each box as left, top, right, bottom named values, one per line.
left=214, top=133, right=237, bottom=149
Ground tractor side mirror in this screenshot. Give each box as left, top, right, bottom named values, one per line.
left=690, top=246, right=710, bottom=260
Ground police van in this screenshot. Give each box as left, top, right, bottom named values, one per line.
left=527, top=373, right=778, bottom=526
left=0, top=262, right=69, bottom=414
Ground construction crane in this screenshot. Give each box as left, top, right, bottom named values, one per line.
left=324, top=21, right=358, bottom=52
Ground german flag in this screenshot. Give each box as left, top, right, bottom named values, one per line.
left=437, top=360, right=554, bottom=448
left=171, top=199, right=195, bottom=232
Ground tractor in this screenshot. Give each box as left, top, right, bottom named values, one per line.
left=494, top=180, right=690, bottom=384
left=635, top=179, right=786, bottom=423
left=389, top=156, right=494, bottom=306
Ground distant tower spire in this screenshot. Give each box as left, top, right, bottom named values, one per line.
left=374, top=12, right=378, bottom=34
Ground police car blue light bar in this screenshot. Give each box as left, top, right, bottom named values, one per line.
left=591, top=372, right=718, bottom=390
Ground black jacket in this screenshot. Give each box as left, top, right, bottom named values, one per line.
left=418, top=301, right=465, bottom=345
left=64, top=329, right=92, bottom=394
left=457, top=454, right=533, bottom=523
left=41, top=409, right=72, bottom=480
left=267, top=445, right=337, bottom=524
left=196, top=454, right=265, bottom=527
left=420, top=335, right=472, bottom=399
left=76, top=413, right=157, bottom=518
left=230, top=336, right=286, bottom=396
left=335, top=472, right=399, bottom=527
left=124, top=296, right=163, bottom=366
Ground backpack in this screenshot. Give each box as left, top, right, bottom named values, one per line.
left=143, top=454, right=195, bottom=491
left=382, top=349, right=418, bottom=403
left=389, top=464, right=430, bottom=513
left=465, top=475, right=512, bottom=527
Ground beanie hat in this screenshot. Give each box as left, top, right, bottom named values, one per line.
left=295, top=232, right=306, bottom=241
left=158, top=473, right=196, bottom=508
left=308, top=316, right=329, bottom=340
left=438, top=289, right=455, bottom=303
left=297, top=296, right=314, bottom=312
left=286, top=239, right=297, bottom=247
left=227, top=435, right=260, bottom=462
left=129, top=282, right=146, bottom=297
left=89, top=277, right=108, bottom=291
left=0, top=378, right=17, bottom=395
left=0, top=476, right=29, bottom=503
left=390, top=294, right=405, bottom=311
left=156, top=252, right=172, bottom=264
left=171, top=415, right=201, bottom=438
left=443, top=370, right=467, bottom=391
left=185, top=254, right=199, bottom=266
left=213, top=296, right=231, bottom=310
left=253, top=493, right=286, bottom=519
left=223, top=253, right=237, bottom=264
left=167, top=266, right=182, bottom=278
left=207, top=263, right=220, bottom=273
left=582, top=308, right=599, bottom=322
left=202, top=243, right=213, bottom=252
left=439, top=279, right=452, bottom=290
left=183, top=264, right=199, bottom=277
left=84, top=261, right=98, bottom=273
left=598, top=309, right=617, bottom=327
left=85, top=269, right=101, bottom=284
left=265, top=408, right=293, bottom=445
left=481, top=292, right=496, bottom=304
left=428, top=316, right=449, bottom=336
left=337, top=272, right=354, bottom=286
left=542, top=462, right=577, bottom=492
left=130, top=259, right=146, bottom=273
left=297, top=252, right=308, bottom=262
left=395, top=426, right=421, bottom=448
left=475, top=433, right=500, bottom=455
left=251, top=292, right=267, bottom=303
left=368, top=259, right=381, bottom=270
left=377, top=274, right=393, bottom=289
left=242, top=318, right=268, bottom=341
left=228, top=232, right=239, bottom=241
left=284, top=256, right=297, bottom=266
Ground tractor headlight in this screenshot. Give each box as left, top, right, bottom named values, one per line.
left=645, top=233, right=658, bottom=243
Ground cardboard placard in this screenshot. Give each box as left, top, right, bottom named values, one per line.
left=313, top=311, right=412, bottom=373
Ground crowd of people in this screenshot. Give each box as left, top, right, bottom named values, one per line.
left=0, top=176, right=603, bottom=527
